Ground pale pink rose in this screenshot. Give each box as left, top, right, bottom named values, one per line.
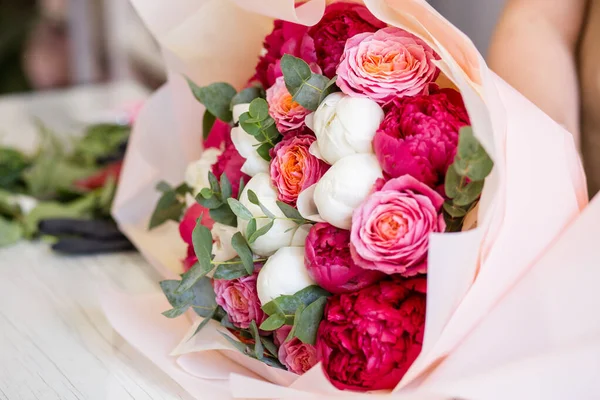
left=274, top=325, right=318, bottom=375
left=350, top=175, right=445, bottom=276
left=266, top=77, right=311, bottom=134
left=270, top=135, right=329, bottom=205
left=213, top=272, right=265, bottom=330
left=336, top=27, right=439, bottom=104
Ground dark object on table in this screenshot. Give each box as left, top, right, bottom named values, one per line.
left=38, top=218, right=135, bottom=255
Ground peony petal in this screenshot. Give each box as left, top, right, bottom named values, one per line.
left=297, top=184, right=326, bottom=223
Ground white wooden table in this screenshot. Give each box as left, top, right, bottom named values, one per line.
left=0, top=83, right=193, bottom=400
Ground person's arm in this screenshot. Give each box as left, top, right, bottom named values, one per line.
left=488, top=0, right=587, bottom=140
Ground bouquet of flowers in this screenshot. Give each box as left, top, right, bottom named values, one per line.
left=105, top=0, right=593, bottom=398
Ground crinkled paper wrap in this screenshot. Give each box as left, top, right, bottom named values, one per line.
left=106, top=0, right=598, bottom=399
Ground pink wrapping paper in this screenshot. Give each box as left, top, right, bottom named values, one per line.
left=106, top=0, right=593, bottom=398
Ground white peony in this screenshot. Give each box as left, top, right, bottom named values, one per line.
left=231, top=103, right=270, bottom=177
left=256, top=246, right=315, bottom=304
left=306, top=92, right=384, bottom=165
left=302, top=153, right=383, bottom=230
left=211, top=223, right=238, bottom=262
left=184, top=148, right=222, bottom=196
left=238, top=173, right=298, bottom=256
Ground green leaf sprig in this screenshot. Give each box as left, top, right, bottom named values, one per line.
left=444, top=126, right=494, bottom=232
left=148, top=182, right=191, bottom=230
left=238, top=98, right=282, bottom=162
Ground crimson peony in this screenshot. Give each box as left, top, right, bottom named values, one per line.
left=316, top=278, right=427, bottom=391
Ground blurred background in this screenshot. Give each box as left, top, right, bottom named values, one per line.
left=0, top=0, right=507, bottom=96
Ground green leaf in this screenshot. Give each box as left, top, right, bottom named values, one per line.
left=453, top=180, right=485, bottom=207
left=209, top=204, right=238, bottom=227
left=248, top=98, right=270, bottom=121
left=202, top=111, right=217, bottom=140
left=220, top=174, right=232, bottom=201
left=247, top=190, right=275, bottom=218
left=294, top=296, right=327, bottom=345
left=454, top=126, right=494, bottom=181
left=208, top=172, right=221, bottom=196
left=195, top=192, right=223, bottom=210
left=0, top=216, right=23, bottom=247
left=443, top=202, right=467, bottom=218
left=262, top=295, right=302, bottom=316
left=257, top=143, right=272, bottom=162
left=0, top=148, right=29, bottom=190
left=200, top=188, right=213, bottom=199
left=190, top=307, right=218, bottom=338
left=231, top=86, right=264, bottom=108
left=213, top=262, right=250, bottom=280
left=160, top=278, right=217, bottom=318
left=187, top=79, right=236, bottom=122
left=227, top=198, right=253, bottom=220
left=98, top=175, right=117, bottom=214
left=219, top=331, right=249, bottom=354
left=280, top=55, right=330, bottom=111
left=246, top=218, right=257, bottom=239
left=293, top=285, right=331, bottom=306
left=162, top=306, right=189, bottom=319
left=287, top=303, right=306, bottom=342
left=149, top=189, right=185, bottom=229
left=444, top=165, right=461, bottom=200
left=249, top=320, right=264, bottom=359
left=160, top=280, right=190, bottom=309
left=156, top=181, right=172, bottom=193
left=176, top=220, right=214, bottom=294
left=237, top=178, right=246, bottom=200
left=276, top=201, right=304, bottom=222
left=260, top=337, right=279, bottom=358
left=259, top=313, right=286, bottom=331
left=231, top=232, right=254, bottom=275
left=248, top=220, right=274, bottom=244
left=220, top=315, right=236, bottom=330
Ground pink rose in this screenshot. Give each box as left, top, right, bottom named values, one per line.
left=350, top=175, right=445, bottom=276
left=252, top=20, right=318, bottom=89
left=266, top=77, right=312, bottom=134
left=213, top=271, right=266, bottom=330
left=373, top=88, right=469, bottom=190
left=212, top=141, right=250, bottom=198
left=305, top=223, right=383, bottom=294
left=270, top=135, right=329, bottom=205
left=274, top=325, right=318, bottom=375
left=317, top=278, right=427, bottom=391
left=336, top=27, right=439, bottom=104
left=308, top=2, right=385, bottom=78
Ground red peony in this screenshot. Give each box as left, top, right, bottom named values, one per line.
left=274, top=325, right=318, bottom=375
left=252, top=20, right=318, bottom=89
left=316, top=278, right=426, bottom=391
left=308, top=2, right=385, bottom=78
left=305, top=223, right=383, bottom=294
left=213, top=271, right=266, bottom=330
left=373, top=88, right=469, bottom=190
left=212, top=141, right=250, bottom=198
left=204, top=119, right=231, bottom=150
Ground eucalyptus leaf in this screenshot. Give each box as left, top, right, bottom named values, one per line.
left=294, top=296, right=327, bottom=345
left=276, top=201, right=305, bottom=222
left=286, top=303, right=306, bottom=342
left=202, top=111, right=217, bottom=140
left=443, top=202, right=467, bottom=218
left=156, top=181, right=171, bottom=193
left=280, top=55, right=330, bottom=111
left=219, top=331, right=249, bottom=354
left=220, top=174, right=232, bottom=200
left=280, top=54, right=312, bottom=90
left=149, top=189, right=185, bottom=229
left=453, top=180, right=485, bottom=207
left=187, top=79, right=236, bottom=122
left=213, top=262, right=249, bottom=280
left=248, top=220, right=274, bottom=244
left=190, top=307, right=218, bottom=339
left=260, top=337, right=279, bottom=358
left=210, top=204, right=238, bottom=227
left=249, top=98, right=270, bottom=121
left=176, top=220, right=214, bottom=293
left=293, top=286, right=331, bottom=306
left=259, top=313, right=286, bottom=331
left=162, top=306, right=189, bottom=319
left=246, top=218, right=257, bottom=239
left=208, top=172, right=221, bottom=196
left=237, top=178, right=246, bottom=200
left=444, top=164, right=462, bottom=200
left=257, top=143, right=272, bottom=162
left=454, top=126, right=494, bottom=181
left=227, top=198, right=253, bottom=220
left=231, top=232, right=254, bottom=274
left=250, top=321, right=264, bottom=360
left=231, top=87, right=264, bottom=108
left=195, top=192, right=223, bottom=210
left=262, top=295, right=302, bottom=316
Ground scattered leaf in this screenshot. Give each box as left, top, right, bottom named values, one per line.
left=213, top=262, right=249, bottom=280
left=259, top=313, right=286, bottom=331
left=187, top=79, right=236, bottom=122
left=249, top=320, right=264, bottom=360
left=231, top=232, right=254, bottom=274
left=202, top=111, right=217, bottom=140
left=209, top=204, right=238, bottom=227
left=227, top=198, right=253, bottom=220
left=294, top=297, right=327, bottom=345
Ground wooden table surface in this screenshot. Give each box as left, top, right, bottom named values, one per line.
left=0, top=83, right=193, bottom=400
